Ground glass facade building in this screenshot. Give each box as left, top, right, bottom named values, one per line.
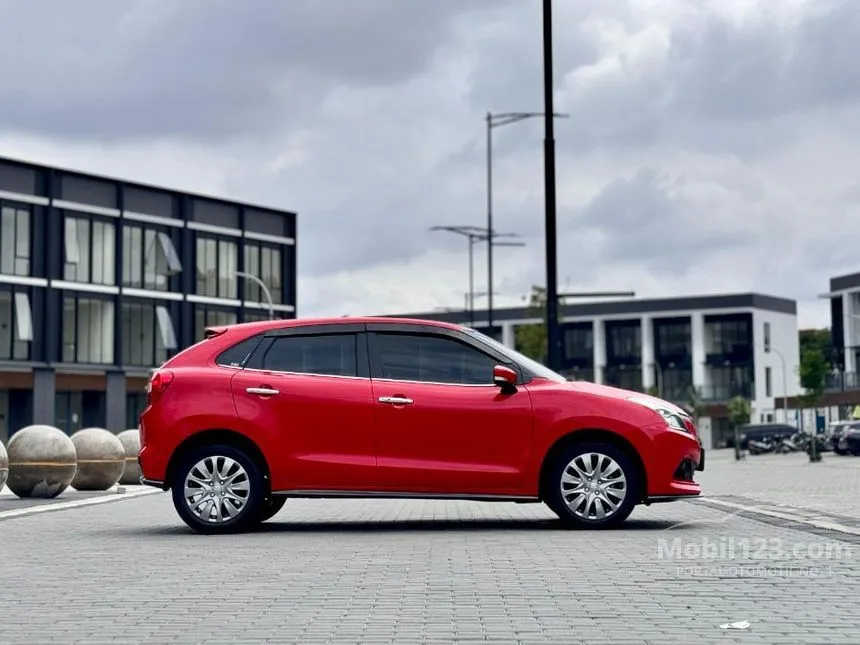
left=0, top=156, right=297, bottom=441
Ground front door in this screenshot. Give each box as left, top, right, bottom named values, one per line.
left=231, top=329, right=377, bottom=491
left=368, top=330, right=534, bottom=495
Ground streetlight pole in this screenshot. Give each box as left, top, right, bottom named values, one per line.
left=542, top=0, right=562, bottom=372
left=486, top=109, right=568, bottom=334
left=430, top=225, right=524, bottom=326
left=236, top=271, right=274, bottom=320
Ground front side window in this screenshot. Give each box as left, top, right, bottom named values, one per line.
left=374, top=333, right=495, bottom=385
left=0, top=204, right=31, bottom=276
left=261, top=334, right=357, bottom=377
left=63, top=215, right=116, bottom=285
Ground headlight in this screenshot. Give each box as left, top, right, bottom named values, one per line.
left=628, top=396, right=691, bottom=433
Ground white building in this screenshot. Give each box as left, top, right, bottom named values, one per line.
left=822, top=271, right=860, bottom=384
left=396, top=293, right=801, bottom=449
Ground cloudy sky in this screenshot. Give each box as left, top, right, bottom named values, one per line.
left=0, top=0, right=854, bottom=327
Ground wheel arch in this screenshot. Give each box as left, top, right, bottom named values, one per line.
left=165, top=428, right=271, bottom=494
left=538, top=428, right=648, bottom=502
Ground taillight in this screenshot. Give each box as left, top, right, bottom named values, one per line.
left=146, top=370, right=174, bottom=405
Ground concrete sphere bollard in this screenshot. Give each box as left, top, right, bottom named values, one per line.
left=7, top=425, right=77, bottom=498
left=70, top=428, right=125, bottom=491
left=0, top=440, right=8, bottom=492
left=117, top=429, right=141, bottom=485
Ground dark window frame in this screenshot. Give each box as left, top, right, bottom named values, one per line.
left=243, top=240, right=283, bottom=304
left=120, top=298, right=179, bottom=367
left=194, top=232, right=238, bottom=299
left=0, top=200, right=32, bottom=277
left=0, top=285, right=33, bottom=361
left=60, top=291, right=115, bottom=364
left=62, top=210, right=117, bottom=286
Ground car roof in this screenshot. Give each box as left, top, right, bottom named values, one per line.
left=206, top=316, right=465, bottom=335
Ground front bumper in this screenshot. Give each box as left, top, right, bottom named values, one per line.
left=646, top=427, right=703, bottom=498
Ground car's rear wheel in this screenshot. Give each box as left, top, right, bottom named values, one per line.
left=171, top=444, right=266, bottom=534
left=544, top=441, right=640, bottom=529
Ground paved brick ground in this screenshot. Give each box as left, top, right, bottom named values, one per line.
left=0, top=453, right=858, bottom=644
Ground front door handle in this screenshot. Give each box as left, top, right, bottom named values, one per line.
left=247, top=387, right=280, bottom=396
left=378, top=396, right=414, bottom=405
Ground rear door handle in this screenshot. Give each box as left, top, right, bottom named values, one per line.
left=247, top=387, right=280, bottom=396
left=378, top=396, right=413, bottom=405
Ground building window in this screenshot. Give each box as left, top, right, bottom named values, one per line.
left=765, top=366, right=772, bottom=397
left=63, top=215, right=116, bottom=285
left=195, top=235, right=237, bottom=299
left=121, top=301, right=178, bottom=367
left=122, top=225, right=182, bottom=291
left=0, top=290, right=33, bottom=360
left=243, top=242, right=283, bottom=304
left=563, top=325, right=593, bottom=361
left=655, top=319, right=692, bottom=358
left=242, top=310, right=277, bottom=323
left=262, top=334, right=357, bottom=377
left=705, top=317, right=751, bottom=355
left=195, top=305, right=238, bottom=341
left=763, top=321, right=771, bottom=353
left=606, top=322, right=641, bottom=363
left=126, top=392, right=147, bottom=430
left=0, top=204, right=31, bottom=276
left=62, top=295, right=114, bottom=364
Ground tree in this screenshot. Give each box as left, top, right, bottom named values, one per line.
left=514, top=285, right=548, bottom=362
left=799, top=345, right=828, bottom=407
left=727, top=395, right=751, bottom=461
left=799, top=328, right=834, bottom=370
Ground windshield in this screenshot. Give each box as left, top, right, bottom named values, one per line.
left=465, top=328, right=568, bottom=383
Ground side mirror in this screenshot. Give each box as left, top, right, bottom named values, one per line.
left=493, top=365, right=518, bottom=393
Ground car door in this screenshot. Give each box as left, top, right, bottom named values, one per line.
left=230, top=324, right=377, bottom=491
left=367, top=326, right=535, bottom=495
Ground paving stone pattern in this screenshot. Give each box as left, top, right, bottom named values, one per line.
left=0, top=453, right=858, bottom=644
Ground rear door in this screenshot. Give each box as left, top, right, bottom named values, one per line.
left=230, top=324, right=377, bottom=491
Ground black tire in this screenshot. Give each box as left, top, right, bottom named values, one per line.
left=171, top=443, right=267, bottom=535
left=544, top=441, right=641, bottom=529
left=258, top=496, right=287, bottom=522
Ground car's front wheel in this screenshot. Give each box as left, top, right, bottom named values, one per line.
left=544, top=441, right=640, bottom=529
left=171, top=444, right=266, bottom=535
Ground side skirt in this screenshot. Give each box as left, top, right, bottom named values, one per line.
left=272, top=489, right=542, bottom=503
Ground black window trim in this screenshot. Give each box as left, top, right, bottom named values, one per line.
left=365, top=325, right=524, bottom=386
left=242, top=324, right=369, bottom=378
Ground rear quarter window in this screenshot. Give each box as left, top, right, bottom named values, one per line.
left=215, top=334, right=265, bottom=368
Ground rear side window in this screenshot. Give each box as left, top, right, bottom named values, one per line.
left=215, top=335, right=264, bottom=367
left=261, top=334, right=357, bottom=377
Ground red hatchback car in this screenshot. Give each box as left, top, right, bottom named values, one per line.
left=139, top=317, right=703, bottom=534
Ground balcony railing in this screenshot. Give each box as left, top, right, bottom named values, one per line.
left=825, top=371, right=860, bottom=392
left=698, top=383, right=755, bottom=402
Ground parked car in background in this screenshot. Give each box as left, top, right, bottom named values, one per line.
left=828, top=420, right=860, bottom=455
left=837, top=425, right=860, bottom=456
left=138, top=317, right=703, bottom=534
left=737, top=423, right=797, bottom=451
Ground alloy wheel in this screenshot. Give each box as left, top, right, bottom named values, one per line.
left=183, top=455, right=251, bottom=523
left=559, top=451, right=628, bottom=521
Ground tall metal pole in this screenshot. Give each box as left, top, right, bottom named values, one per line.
left=542, top=0, right=561, bottom=372
left=468, top=234, right=475, bottom=325
left=486, top=112, right=494, bottom=331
